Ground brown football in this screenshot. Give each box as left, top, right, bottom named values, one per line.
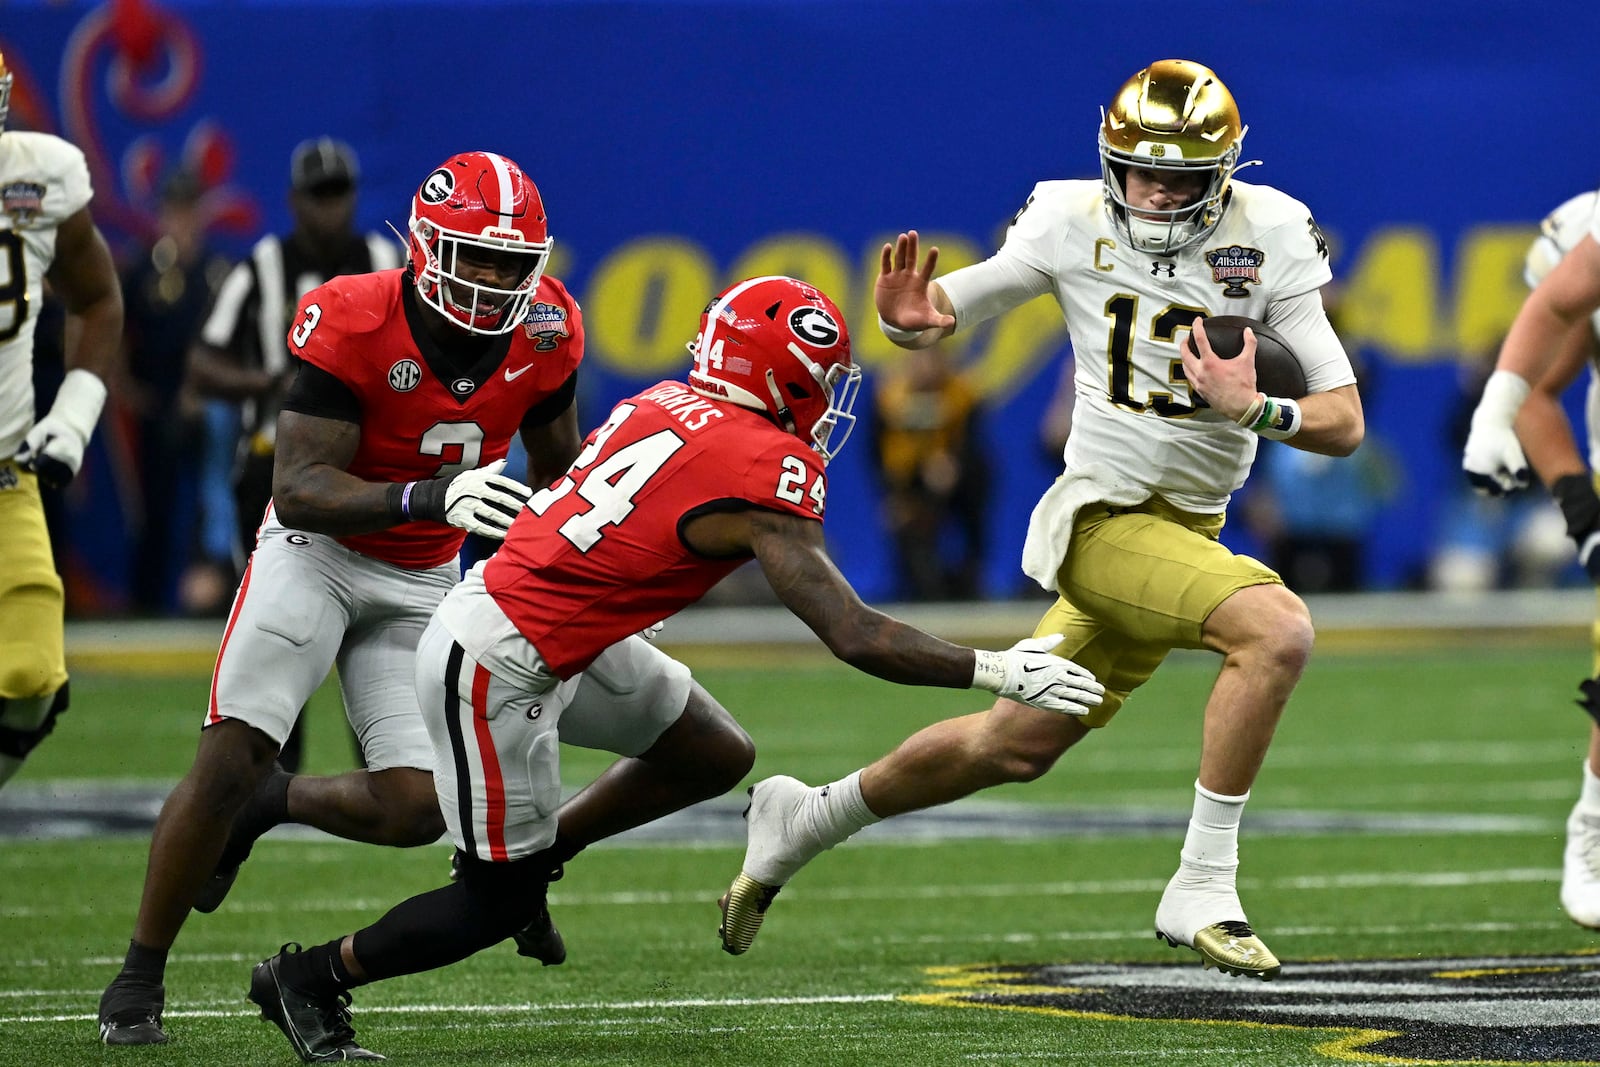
left=1183, top=315, right=1308, bottom=399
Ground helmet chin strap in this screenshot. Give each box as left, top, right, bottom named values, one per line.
left=764, top=369, right=797, bottom=434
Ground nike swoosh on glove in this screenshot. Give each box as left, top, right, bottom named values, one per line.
left=971, top=634, right=1106, bottom=716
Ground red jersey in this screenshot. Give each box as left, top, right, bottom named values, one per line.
left=484, top=380, right=829, bottom=677
left=287, top=269, right=584, bottom=569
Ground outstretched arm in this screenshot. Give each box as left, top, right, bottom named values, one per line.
left=874, top=231, right=957, bottom=350
left=682, top=508, right=1102, bottom=714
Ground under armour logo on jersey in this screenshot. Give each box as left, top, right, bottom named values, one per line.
left=389, top=359, right=422, bottom=392
left=419, top=168, right=455, bottom=204
left=451, top=377, right=476, bottom=396
left=788, top=306, right=841, bottom=348
left=1150, top=261, right=1176, bottom=277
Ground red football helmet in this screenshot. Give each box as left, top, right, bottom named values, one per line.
left=407, top=151, right=552, bottom=335
left=686, top=276, right=860, bottom=462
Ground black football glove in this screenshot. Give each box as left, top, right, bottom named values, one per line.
left=1553, top=473, right=1600, bottom=583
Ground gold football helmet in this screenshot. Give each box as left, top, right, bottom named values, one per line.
left=1098, top=59, right=1247, bottom=254
left=0, top=53, right=11, bottom=132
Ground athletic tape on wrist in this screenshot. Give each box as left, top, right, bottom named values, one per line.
left=1234, top=393, right=1267, bottom=429
left=1249, top=396, right=1302, bottom=440
left=877, top=315, right=921, bottom=344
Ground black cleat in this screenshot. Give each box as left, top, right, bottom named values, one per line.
left=196, top=762, right=291, bottom=914
left=465, top=854, right=567, bottom=966
left=98, top=975, right=169, bottom=1045
left=511, top=886, right=567, bottom=966
left=248, top=943, right=383, bottom=1062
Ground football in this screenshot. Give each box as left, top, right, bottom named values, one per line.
left=1183, top=315, right=1308, bottom=399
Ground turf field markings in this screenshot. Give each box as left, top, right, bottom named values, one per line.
left=1, top=992, right=903, bottom=1026
left=0, top=866, right=1567, bottom=923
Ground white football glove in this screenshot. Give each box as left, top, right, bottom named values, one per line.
left=971, top=633, right=1104, bottom=716
left=1462, top=369, right=1532, bottom=497
left=15, top=369, right=107, bottom=489
left=638, top=619, right=666, bottom=642
left=443, top=459, right=532, bottom=540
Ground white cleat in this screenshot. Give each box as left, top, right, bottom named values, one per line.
left=717, top=775, right=820, bottom=956
left=1561, top=810, right=1600, bottom=929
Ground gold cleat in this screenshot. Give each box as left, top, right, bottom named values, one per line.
left=717, top=873, right=783, bottom=956
left=1157, top=920, right=1281, bottom=980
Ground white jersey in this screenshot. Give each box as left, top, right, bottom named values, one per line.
left=1524, top=190, right=1600, bottom=471
left=0, top=132, right=93, bottom=457
left=941, top=178, right=1355, bottom=513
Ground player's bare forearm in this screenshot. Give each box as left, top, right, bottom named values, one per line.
left=1515, top=321, right=1593, bottom=486
left=1283, top=383, right=1363, bottom=457
left=272, top=411, right=402, bottom=536
left=1517, top=389, right=1587, bottom=486
left=521, top=404, right=582, bottom=489
left=753, top=514, right=976, bottom=688
left=49, top=210, right=123, bottom=381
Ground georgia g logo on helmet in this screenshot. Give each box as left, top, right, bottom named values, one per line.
left=419, top=168, right=455, bottom=205
left=789, top=306, right=841, bottom=349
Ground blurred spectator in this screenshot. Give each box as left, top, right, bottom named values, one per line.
left=1038, top=348, right=1076, bottom=462
left=1238, top=352, right=1401, bottom=592
left=1430, top=348, right=1576, bottom=591
left=869, top=345, right=990, bottom=600
left=185, top=136, right=401, bottom=770
left=117, top=170, right=230, bottom=614
left=188, top=137, right=401, bottom=573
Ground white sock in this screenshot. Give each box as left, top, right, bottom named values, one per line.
left=1577, top=758, right=1600, bottom=818
left=798, top=770, right=879, bottom=849
left=1179, top=780, right=1248, bottom=873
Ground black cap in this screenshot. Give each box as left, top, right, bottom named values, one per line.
left=159, top=168, right=203, bottom=205
left=290, top=137, right=359, bottom=195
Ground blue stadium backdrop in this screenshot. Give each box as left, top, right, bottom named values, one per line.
left=4, top=0, right=1598, bottom=607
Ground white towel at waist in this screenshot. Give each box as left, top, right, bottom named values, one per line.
left=1020, top=465, right=1150, bottom=593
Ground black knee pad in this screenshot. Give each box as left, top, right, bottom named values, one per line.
left=1578, top=676, right=1600, bottom=729
left=0, top=682, right=69, bottom=761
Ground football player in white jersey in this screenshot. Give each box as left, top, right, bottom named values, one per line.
left=0, top=53, right=124, bottom=790
left=1462, top=189, right=1600, bottom=929
left=718, top=59, right=1363, bottom=980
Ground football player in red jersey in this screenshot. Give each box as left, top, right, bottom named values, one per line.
left=243, top=275, right=1104, bottom=1063
left=99, top=151, right=585, bottom=1049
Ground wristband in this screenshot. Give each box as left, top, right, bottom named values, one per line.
left=1475, top=369, right=1531, bottom=426
left=1247, top=396, right=1302, bottom=440
left=49, top=368, right=109, bottom=438
left=1234, top=393, right=1267, bottom=429
left=877, top=315, right=922, bottom=344
left=970, top=648, right=1006, bottom=692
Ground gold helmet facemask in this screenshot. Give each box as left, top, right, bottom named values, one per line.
left=1098, top=59, right=1249, bottom=254
left=0, top=53, right=11, bottom=133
